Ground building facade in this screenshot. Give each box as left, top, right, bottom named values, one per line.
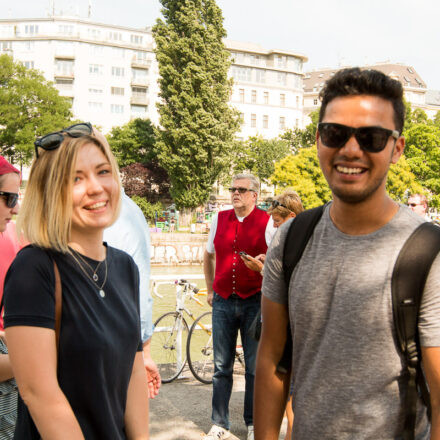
left=0, top=16, right=308, bottom=136
left=303, top=63, right=440, bottom=123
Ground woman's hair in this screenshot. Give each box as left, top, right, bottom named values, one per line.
left=18, top=134, right=121, bottom=252
left=268, top=189, right=304, bottom=218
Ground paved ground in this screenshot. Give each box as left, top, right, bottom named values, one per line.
left=150, top=367, right=287, bottom=440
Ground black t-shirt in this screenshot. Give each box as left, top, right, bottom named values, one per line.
left=3, top=245, right=142, bottom=439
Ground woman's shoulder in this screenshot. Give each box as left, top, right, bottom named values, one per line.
left=106, top=245, right=136, bottom=268
left=13, top=244, right=54, bottom=268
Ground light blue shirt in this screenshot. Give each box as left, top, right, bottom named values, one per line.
left=104, top=190, right=153, bottom=342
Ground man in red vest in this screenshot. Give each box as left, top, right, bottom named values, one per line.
left=203, top=173, right=270, bottom=440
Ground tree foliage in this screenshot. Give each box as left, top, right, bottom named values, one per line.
left=232, top=136, right=290, bottom=183
left=153, top=0, right=240, bottom=209
left=281, top=109, right=319, bottom=153
left=271, top=147, right=332, bottom=209
left=108, top=118, right=157, bottom=167
left=0, top=54, right=72, bottom=166
left=131, top=196, right=163, bottom=225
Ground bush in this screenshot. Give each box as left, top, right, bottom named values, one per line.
left=131, top=196, right=163, bottom=225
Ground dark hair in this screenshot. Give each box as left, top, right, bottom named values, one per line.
left=319, top=68, right=405, bottom=133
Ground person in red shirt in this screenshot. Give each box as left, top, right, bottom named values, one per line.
left=203, top=173, right=270, bottom=440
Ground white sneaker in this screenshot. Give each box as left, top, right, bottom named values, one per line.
left=203, top=424, right=231, bottom=439
left=247, top=425, right=254, bottom=440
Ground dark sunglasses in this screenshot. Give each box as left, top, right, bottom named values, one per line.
left=408, top=203, right=421, bottom=207
left=271, top=200, right=291, bottom=211
left=317, top=122, right=399, bottom=153
left=229, top=187, right=255, bottom=194
left=0, top=191, right=19, bottom=208
left=34, top=122, right=93, bottom=158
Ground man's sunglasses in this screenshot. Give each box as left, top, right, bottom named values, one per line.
left=271, top=200, right=291, bottom=211
left=317, top=122, right=400, bottom=153
left=229, top=187, right=255, bottom=194
left=0, top=191, right=19, bottom=208
left=34, top=122, right=93, bottom=158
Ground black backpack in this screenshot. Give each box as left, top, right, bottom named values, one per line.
left=278, top=205, right=440, bottom=440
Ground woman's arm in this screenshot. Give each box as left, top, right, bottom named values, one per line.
left=124, top=352, right=149, bottom=439
left=0, top=353, right=14, bottom=381
left=5, top=326, right=85, bottom=440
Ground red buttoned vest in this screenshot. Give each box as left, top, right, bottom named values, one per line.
left=213, top=207, right=269, bottom=299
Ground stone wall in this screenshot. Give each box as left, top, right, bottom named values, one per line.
left=150, top=232, right=208, bottom=264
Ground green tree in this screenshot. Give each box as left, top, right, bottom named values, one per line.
left=153, top=0, right=240, bottom=209
left=0, top=54, right=72, bottom=166
left=270, top=147, right=331, bottom=208
left=433, top=111, right=440, bottom=128
left=281, top=109, right=319, bottom=153
left=404, top=123, right=440, bottom=207
left=387, top=155, right=424, bottom=202
left=233, top=136, right=290, bottom=183
left=108, top=118, right=157, bottom=167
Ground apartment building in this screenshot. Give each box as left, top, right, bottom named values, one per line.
left=0, top=16, right=308, bottom=136
left=303, top=63, right=440, bottom=122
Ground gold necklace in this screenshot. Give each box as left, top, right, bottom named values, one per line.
left=70, top=248, right=104, bottom=282
left=69, top=250, right=108, bottom=298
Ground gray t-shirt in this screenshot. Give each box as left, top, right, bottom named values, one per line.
left=263, top=204, right=440, bottom=440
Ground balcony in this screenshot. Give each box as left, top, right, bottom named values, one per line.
left=131, top=57, right=151, bottom=69
left=131, top=78, right=149, bottom=87
left=130, top=95, right=149, bottom=105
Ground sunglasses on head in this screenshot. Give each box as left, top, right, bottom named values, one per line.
left=34, top=122, right=93, bottom=158
left=0, top=191, right=18, bottom=208
left=271, top=200, right=291, bottom=211
left=229, top=187, right=255, bottom=194
left=317, top=122, right=400, bottom=153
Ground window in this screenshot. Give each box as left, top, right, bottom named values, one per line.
left=313, top=98, right=318, bottom=106
left=88, top=28, right=101, bottom=39
left=23, top=41, right=34, bottom=51
left=231, top=66, right=251, bottom=82
left=55, top=59, right=74, bottom=76
left=279, top=117, right=286, bottom=130
left=111, top=87, right=124, bottom=96
left=58, top=25, right=74, bottom=35
left=131, top=105, right=147, bottom=114
left=111, top=66, right=125, bottom=77
left=263, top=115, right=269, bottom=129
left=132, top=86, right=148, bottom=97
left=22, top=61, right=34, bottom=69
left=251, top=114, right=256, bottom=128
left=88, top=87, right=102, bottom=94
left=280, top=93, right=286, bottom=107
left=130, top=34, right=143, bottom=45
left=24, top=25, right=39, bottom=35
left=251, top=90, right=257, bottom=104
left=88, top=102, right=103, bottom=110
left=255, top=69, right=266, bottom=83
left=134, top=51, right=148, bottom=62
left=108, top=31, right=122, bottom=41
left=277, top=72, right=287, bottom=86
left=132, top=68, right=148, bottom=82
left=239, top=89, right=245, bottom=103
left=296, top=96, right=300, bottom=108
left=89, top=64, right=103, bottom=75
left=111, top=104, right=124, bottom=114
left=250, top=54, right=260, bottom=66
left=57, top=79, right=74, bottom=85
left=90, top=44, right=104, bottom=56
left=0, top=41, right=12, bottom=51
left=263, top=91, right=269, bottom=105
left=277, top=55, right=287, bottom=68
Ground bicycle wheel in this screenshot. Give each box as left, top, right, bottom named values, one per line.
left=187, top=311, right=214, bottom=384
left=151, top=312, right=189, bottom=383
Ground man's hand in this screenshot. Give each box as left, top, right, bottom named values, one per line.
left=241, top=254, right=264, bottom=273
left=207, top=291, right=214, bottom=307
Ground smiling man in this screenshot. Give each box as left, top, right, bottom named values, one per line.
left=254, top=68, right=440, bottom=440
left=203, top=173, right=270, bottom=440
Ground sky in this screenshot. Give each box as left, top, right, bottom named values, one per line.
left=2, top=0, right=439, bottom=89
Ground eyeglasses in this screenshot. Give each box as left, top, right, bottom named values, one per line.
left=229, top=187, right=255, bottom=194
left=271, top=200, right=291, bottom=211
left=34, top=122, right=93, bottom=158
left=408, top=203, right=421, bottom=207
left=0, top=191, right=18, bottom=208
left=317, top=122, right=400, bottom=153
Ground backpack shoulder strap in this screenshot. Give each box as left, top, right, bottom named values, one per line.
left=277, top=204, right=326, bottom=374
left=392, top=222, right=440, bottom=440
left=282, top=204, right=326, bottom=287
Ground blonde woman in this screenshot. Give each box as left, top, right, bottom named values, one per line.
left=3, top=123, right=149, bottom=439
